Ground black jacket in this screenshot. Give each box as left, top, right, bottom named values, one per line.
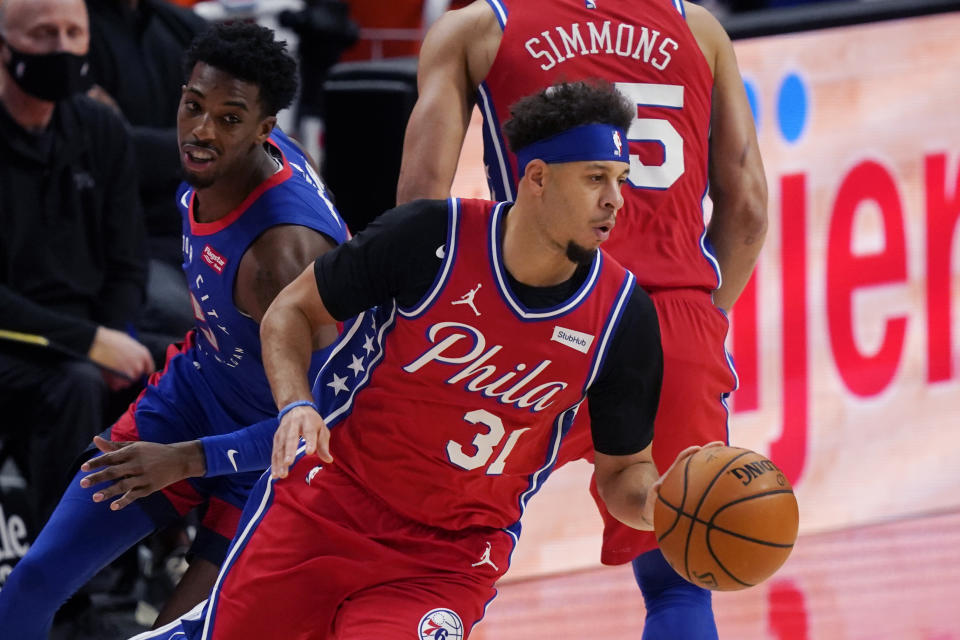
left=0, top=95, right=148, bottom=355
left=86, top=0, right=207, bottom=259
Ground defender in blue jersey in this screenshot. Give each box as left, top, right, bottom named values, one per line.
left=0, top=23, right=348, bottom=638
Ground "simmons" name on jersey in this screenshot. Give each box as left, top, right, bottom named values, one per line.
left=523, top=21, right=678, bottom=72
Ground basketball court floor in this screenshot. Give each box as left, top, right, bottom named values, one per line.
left=471, top=509, right=960, bottom=639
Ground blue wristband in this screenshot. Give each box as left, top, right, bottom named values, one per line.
left=278, top=400, right=318, bottom=422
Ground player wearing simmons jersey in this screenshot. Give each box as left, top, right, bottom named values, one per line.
left=0, top=23, right=348, bottom=638
left=131, top=81, right=713, bottom=640
left=397, top=1, right=768, bottom=637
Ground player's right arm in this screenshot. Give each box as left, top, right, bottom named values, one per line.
left=261, top=263, right=339, bottom=474
left=266, top=200, right=450, bottom=476
left=396, top=2, right=498, bottom=203
left=687, top=3, right=768, bottom=312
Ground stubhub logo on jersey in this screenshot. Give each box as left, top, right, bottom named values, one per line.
left=551, top=325, right=594, bottom=353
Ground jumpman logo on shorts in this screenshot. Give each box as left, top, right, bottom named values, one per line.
left=471, top=541, right=498, bottom=570
left=451, top=283, right=482, bottom=317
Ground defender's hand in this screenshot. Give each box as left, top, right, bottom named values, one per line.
left=79, top=436, right=204, bottom=510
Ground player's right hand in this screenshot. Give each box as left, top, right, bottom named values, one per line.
left=645, top=440, right=726, bottom=524
left=88, top=326, right=155, bottom=390
left=271, top=404, right=332, bottom=478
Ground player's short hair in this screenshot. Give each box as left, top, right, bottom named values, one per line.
left=502, top=80, right=634, bottom=153
left=183, top=22, right=298, bottom=117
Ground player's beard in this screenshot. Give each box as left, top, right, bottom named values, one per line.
left=565, top=240, right=597, bottom=266
left=180, top=166, right=218, bottom=189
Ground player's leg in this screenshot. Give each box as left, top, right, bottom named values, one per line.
left=0, top=344, right=211, bottom=639
left=152, top=470, right=263, bottom=626
left=196, top=460, right=351, bottom=639
left=329, top=514, right=508, bottom=639
left=152, top=556, right=220, bottom=628
left=632, top=290, right=734, bottom=638
left=633, top=548, right=718, bottom=640
left=0, top=462, right=163, bottom=639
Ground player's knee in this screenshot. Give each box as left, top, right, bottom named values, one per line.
left=2, top=549, right=62, bottom=602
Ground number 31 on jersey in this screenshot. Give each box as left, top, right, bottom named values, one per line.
left=447, top=409, right=530, bottom=475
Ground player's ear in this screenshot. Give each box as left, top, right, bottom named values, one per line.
left=256, top=115, right=277, bottom=144
left=524, top=159, right=547, bottom=192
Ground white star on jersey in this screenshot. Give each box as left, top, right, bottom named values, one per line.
left=362, top=334, right=375, bottom=356
left=327, top=372, right=349, bottom=395
left=347, top=354, right=365, bottom=377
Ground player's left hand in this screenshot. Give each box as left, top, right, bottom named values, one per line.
left=79, top=436, right=205, bottom=510
left=643, top=441, right=725, bottom=525
left=271, top=405, right=332, bottom=479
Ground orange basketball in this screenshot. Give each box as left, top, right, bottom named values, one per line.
left=653, top=446, right=799, bottom=591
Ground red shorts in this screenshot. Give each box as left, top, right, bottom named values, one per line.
left=204, top=457, right=512, bottom=639
left=557, top=288, right=736, bottom=564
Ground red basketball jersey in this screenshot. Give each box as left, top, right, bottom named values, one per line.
left=480, top=0, right=717, bottom=290
left=328, top=198, right=637, bottom=531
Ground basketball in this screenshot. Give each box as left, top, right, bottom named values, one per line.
left=653, top=446, right=799, bottom=591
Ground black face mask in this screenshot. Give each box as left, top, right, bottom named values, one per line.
left=3, top=42, right=92, bottom=102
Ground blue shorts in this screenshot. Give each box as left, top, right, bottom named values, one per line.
left=110, top=334, right=271, bottom=565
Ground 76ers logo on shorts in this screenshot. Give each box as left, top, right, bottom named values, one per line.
left=418, top=608, right=464, bottom=640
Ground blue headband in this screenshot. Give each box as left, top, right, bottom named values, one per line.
left=515, top=123, right=629, bottom=178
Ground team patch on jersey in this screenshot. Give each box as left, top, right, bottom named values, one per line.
left=202, top=244, right=227, bottom=274
left=418, top=608, right=464, bottom=640
left=551, top=326, right=594, bottom=354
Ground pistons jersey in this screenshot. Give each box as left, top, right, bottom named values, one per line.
left=480, top=0, right=718, bottom=290
left=326, top=198, right=637, bottom=531
left=179, top=129, right=348, bottom=421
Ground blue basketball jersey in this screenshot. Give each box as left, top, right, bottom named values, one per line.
left=179, top=129, right=348, bottom=421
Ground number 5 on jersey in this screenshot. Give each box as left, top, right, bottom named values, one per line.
left=447, top=409, right=530, bottom=475
left=615, top=82, right=685, bottom=190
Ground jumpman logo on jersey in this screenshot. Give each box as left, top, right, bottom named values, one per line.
left=471, top=542, right=498, bottom=570
left=451, top=283, right=482, bottom=316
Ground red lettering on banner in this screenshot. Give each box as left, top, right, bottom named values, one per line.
left=925, top=153, right=960, bottom=383
left=767, top=579, right=809, bottom=640
left=731, top=272, right=759, bottom=411
left=770, top=173, right=808, bottom=486
left=827, top=160, right=907, bottom=396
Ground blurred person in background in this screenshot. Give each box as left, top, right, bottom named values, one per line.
left=0, top=0, right=154, bottom=529
left=85, top=0, right=209, bottom=365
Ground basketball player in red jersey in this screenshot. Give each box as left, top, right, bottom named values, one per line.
left=397, top=1, right=767, bottom=637
left=131, top=81, right=716, bottom=640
